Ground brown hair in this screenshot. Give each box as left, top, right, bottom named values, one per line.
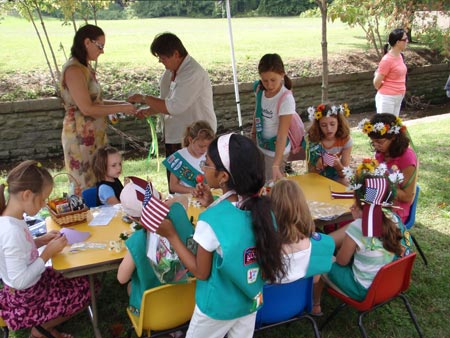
left=182, top=120, right=215, bottom=148
left=0, top=160, right=53, bottom=214
left=257, top=53, right=292, bottom=90
left=270, top=179, right=315, bottom=244
left=355, top=192, right=403, bottom=256
left=92, top=145, right=121, bottom=182
left=307, top=107, right=351, bottom=143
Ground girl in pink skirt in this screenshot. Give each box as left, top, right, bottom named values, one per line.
left=0, top=161, right=92, bottom=338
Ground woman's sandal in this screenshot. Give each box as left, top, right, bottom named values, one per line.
left=311, top=303, right=323, bottom=317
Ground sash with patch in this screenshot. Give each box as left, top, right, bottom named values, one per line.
left=253, top=80, right=290, bottom=152
left=304, top=232, right=335, bottom=278
left=162, top=151, right=203, bottom=187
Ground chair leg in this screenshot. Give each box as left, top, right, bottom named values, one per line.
left=399, top=294, right=424, bottom=338
left=320, top=302, right=347, bottom=331
left=357, top=312, right=369, bottom=338
left=411, top=234, right=428, bottom=266
left=302, top=315, right=321, bottom=338
left=1, top=326, right=9, bottom=338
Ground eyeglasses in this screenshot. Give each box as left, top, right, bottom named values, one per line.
left=91, top=40, right=104, bottom=50
left=399, top=37, right=409, bottom=42
left=200, top=161, right=216, bottom=171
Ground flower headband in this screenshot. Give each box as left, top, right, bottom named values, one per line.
left=342, top=158, right=404, bottom=237
left=307, top=103, right=350, bottom=121
left=358, top=116, right=406, bottom=136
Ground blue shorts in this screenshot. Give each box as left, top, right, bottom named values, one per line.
left=328, top=263, right=368, bottom=301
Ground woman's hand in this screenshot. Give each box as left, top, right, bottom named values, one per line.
left=192, top=183, right=214, bottom=207
left=136, top=107, right=152, bottom=119
left=127, top=93, right=145, bottom=104
left=120, top=102, right=138, bottom=115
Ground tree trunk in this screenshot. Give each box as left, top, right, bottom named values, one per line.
left=317, top=0, right=329, bottom=103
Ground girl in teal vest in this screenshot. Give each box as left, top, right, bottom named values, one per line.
left=163, top=120, right=215, bottom=195
left=251, top=53, right=297, bottom=182
left=157, top=133, right=286, bottom=338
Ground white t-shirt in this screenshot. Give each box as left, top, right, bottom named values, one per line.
left=278, top=241, right=312, bottom=284
left=258, top=86, right=296, bottom=157
left=176, top=147, right=206, bottom=188
left=0, top=216, right=45, bottom=290
left=160, top=55, right=217, bottom=144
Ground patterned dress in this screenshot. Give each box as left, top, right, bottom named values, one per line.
left=60, top=58, right=107, bottom=190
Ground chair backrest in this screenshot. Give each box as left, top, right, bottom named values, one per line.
left=136, top=280, right=196, bottom=336
left=362, top=252, right=417, bottom=309
left=404, top=185, right=420, bottom=230
left=255, top=277, right=313, bottom=328
left=82, top=187, right=98, bottom=208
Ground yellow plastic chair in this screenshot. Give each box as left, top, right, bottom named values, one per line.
left=0, top=316, right=9, bottom=338
left=127, top=279, right=196, bottom=338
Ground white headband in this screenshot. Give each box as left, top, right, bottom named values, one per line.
left=217, top=133, right=233, bottom=173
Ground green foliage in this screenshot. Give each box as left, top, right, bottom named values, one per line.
left=129, top=0, right=216, bottom=18
left=96, top=2, right=129, bottom=21
left=257, top=0, right=315, bottom=16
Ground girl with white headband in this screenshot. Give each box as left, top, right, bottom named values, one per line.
left=157, top=133, right=285, bottom=338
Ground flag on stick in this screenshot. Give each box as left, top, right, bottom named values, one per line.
left=140, top=183, right=170, bottom=233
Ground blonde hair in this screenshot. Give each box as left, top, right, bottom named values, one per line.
left=182, top=120, right=215, bottom=147
left=270, top=179, right=315, bottom=244
left=0, top=160, right=53, bottom=214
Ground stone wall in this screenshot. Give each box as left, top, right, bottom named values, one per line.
left=1, top=63, right=448, bottom=164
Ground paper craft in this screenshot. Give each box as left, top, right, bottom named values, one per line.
left=60, top=228, right=90, bottom=245
left=89, top=206, right=117, bottom=226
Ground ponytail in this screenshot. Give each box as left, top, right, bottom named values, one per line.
left=241, top=195, right=286, bottom=283
left=383, top=43, right=389, bottom=55
left=0, top=184, right=6, bottom=214
left=381, top=212, right=403, bottom=256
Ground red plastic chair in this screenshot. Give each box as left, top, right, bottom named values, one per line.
left=321, top=253, right=423, bottom=338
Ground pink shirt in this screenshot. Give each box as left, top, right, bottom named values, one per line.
left=377, top=53, right=407, bottom=95
left=375, top=147, right=417, bottom=222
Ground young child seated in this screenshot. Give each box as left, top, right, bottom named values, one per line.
left=163, top=120, right=215, bottom=195
left=313, top=159, right=412, bottom=315
left=304, top=104, right=352, bottom=184
left=92, top=145, right=123, bottom=205
left=270, top=179, right=335, bottom=284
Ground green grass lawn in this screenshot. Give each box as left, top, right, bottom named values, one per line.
left=3, top=115, right=450, bottom=338
left=0, top=15, right=369, bottom=74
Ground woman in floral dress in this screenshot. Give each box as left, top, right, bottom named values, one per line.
left=60, top=24, right=136, bottom=190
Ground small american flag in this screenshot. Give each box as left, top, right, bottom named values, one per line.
left=140, top=183, right=170, bottom=233
left=364, top=178, right=387, bottom=205
left=322, top=152, right=336, bottom=167
left=127, top=176, right=148, bottom=202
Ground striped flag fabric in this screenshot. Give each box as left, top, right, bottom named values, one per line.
left=322, top=152, right=336, bottom=167
left=330, top=190, right=354, bottom=199
left=140, top=183, right=170, bottom=233
left=364, top=177, right=387, bottom=205
left=126, top=176, right=148, bottom=202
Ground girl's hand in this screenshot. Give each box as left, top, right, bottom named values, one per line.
left=192, top=183, right=214, bottom=207
left=127, top=93, right=144, bottom=104
left=272, top=166, right=285, bottom=182
left=41, top=234, right=68, bottom=261
left=315, top=158, right=324, bottom=171
left=156, top=219, right=177, bottom=239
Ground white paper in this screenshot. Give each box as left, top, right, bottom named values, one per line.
left=88, top=206, right=117, bottom=226
left=146, top=232, right=160, bottom=264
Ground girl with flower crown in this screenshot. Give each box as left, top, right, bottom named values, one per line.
left=312, top=160, right=411, bottom=314
left=304, top=103, right=352, bottom=184
left=358, top=113, right=418, bottom=222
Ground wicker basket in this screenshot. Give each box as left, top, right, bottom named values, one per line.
left=47, top=173, right=88, bottom=226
